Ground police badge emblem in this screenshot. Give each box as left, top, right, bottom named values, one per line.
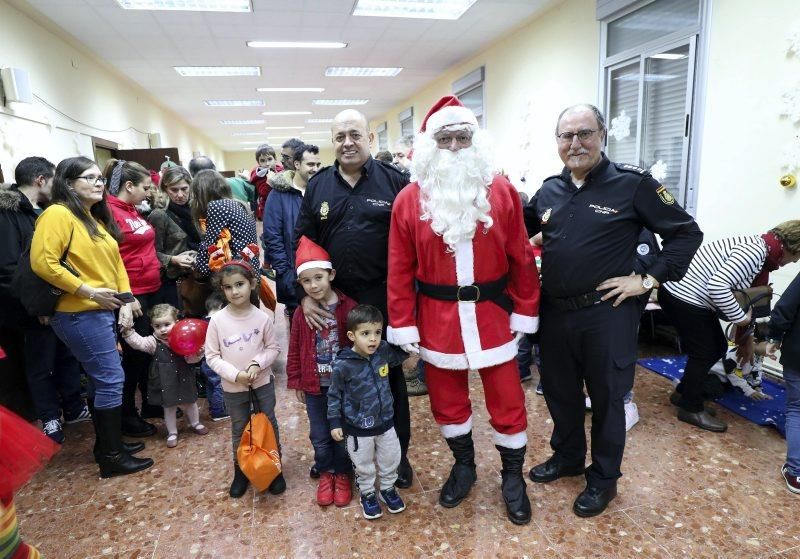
left=541, top=208, right=552, bottom=224
left=320, top=201, right=330, bottom=220
left=656, top=185, right=675, bottom=205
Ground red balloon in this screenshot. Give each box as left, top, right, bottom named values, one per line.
left=168, top=319, right=208, bottom=356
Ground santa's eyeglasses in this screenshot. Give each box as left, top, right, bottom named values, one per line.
left=434, top=133, right=473, bottom=148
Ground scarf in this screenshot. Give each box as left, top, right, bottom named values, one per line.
left=751, top=232, right=784, bottom=287
left=167, top=201, right=201, bottom=246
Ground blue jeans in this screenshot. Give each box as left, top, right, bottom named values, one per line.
left=23, top=324, right=84, bottom=422
left=306, top=387, right=350, bottom=474
left=784, top=366, right=800, bottom=476
left=200, top=359, right=226, bottom=417
left=50, top=311, right=124, bottom=410
left=517, top=335, right=540, bottom=379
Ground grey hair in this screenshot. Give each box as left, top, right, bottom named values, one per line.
left=396, top=135, right=415, bottom=149
left=555, top=104, right=606, bottom=135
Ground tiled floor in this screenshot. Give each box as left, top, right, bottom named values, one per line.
left=14, top=312, right=800, bottom=558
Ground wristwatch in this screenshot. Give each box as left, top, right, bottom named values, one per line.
left=641, top=274, right=655, bottom=290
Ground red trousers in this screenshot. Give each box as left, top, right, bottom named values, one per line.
left=425, top=360, right=528, bottom=435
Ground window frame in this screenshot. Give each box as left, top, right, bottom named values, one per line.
left=599, top=0, right=709, bottom=214
left=453, top=66, right=486, bottom=128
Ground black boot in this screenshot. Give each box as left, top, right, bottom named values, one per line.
left=395, top=455, right=413, bottom=489
left=268, top=473, right=286, bottom=495
left=88, top=400, right=144, bottom=461
left=93, top=406, right=154, bottom=479
left=439, top=432, right=477, bottom=508
left=496, top=445, right=532, bottom=525
left=121, top=412, right=157, bottom=437
left=230, top=463, right=250, bottom=498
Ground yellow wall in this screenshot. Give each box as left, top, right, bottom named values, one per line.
left=369, top=0, right=599, bottom=194
left=224, top=145, right=336, bottom=174
left=0, top=1, right=224, bottom=177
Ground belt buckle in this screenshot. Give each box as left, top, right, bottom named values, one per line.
left=457, top=284, right=480, bottom=303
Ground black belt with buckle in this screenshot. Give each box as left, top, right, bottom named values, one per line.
left=546, top=290, right=604, bottom=311
left=416, top=276, right=512, bottom=313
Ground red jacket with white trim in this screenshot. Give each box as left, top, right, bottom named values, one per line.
left=387, top=175, right=540, bottom=370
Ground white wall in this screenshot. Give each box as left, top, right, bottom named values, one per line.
left=696, top=0, right=800, bottom=289
left=0, top=1, right=225, bottom=179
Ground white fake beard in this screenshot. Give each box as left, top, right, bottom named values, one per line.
left=412, top=133, right=495, bottom=252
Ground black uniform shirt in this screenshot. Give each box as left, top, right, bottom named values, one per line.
left=523, top=154, right=702, bottom=299
left=294, top=156, right=408, bottom=298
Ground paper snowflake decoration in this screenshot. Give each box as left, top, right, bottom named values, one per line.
left=608, top=110, right=631, bottom=141
left=781, top=86, right=800, bottom=123
left=649, top=159, right=668, bottom=182
left=788, top=24, right=800, bottom=56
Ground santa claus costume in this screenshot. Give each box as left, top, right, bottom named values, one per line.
left=387, top=96, right=540, bottom=524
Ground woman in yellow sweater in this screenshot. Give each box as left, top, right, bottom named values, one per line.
left=31, top=156, right=154, bottom=478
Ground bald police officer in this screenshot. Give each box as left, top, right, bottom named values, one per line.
left=524, top=104, right=702, bottom=517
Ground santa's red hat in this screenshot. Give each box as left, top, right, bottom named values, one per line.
left=420, top=95, right=479, bottom=135
left=296, top=236, right=332, bottom=275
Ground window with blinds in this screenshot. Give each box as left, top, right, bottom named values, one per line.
left=454, top=67, right=485, bottom=128
left=376, top=122, right=388, bottom=151
left=601, top=0, right=703, bottom=210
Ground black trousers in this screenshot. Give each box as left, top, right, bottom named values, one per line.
left=539, top=297, right=640, bottom=489
left=346, top=283, right=411, bottom=459
left=121, top=291, right=165, bottom=417
left=657, top=287, right=728, bottom=413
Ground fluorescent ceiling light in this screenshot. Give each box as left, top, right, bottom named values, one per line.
left=175, top=66, right=260, bottom=77
left=264, top=126, right=305, bottom=130
left=247, top=41, right=347, bottom=49
left=240, top=141, right=265, bottom=144
left=221, top=119, right=266, bottom=125
left=302, top=131, right=328, bottom=135
left=307, top=118, right=334, bottom=124
left=325, top=67, right=402, bottom=77
left=313, top=99, right=369, bottom=106
left=353, top=0, right=477, bottom=20
left=116, top=0, right=251, bottom=12
left=256, top=87, right=325, bottom=92
left=204, top=99, right=264, bottom=107
left=261, top=111, right=312, bottom=116
left=651, top=53, right=688, bottom=60
left=232, top=132, right=269, bottom=136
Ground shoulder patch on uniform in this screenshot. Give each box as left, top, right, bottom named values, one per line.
left=614, top=163, right=648, bottom=175
left=655, top=185, right=676, bottom=205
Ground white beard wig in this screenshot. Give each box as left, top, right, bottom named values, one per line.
left=411, top=128, right=496, bottom=252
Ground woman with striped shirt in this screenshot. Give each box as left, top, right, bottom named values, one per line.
left=659, top=221, right=800, bottom=432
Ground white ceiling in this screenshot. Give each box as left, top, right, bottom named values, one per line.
left=10, top=0, right=557, bottom=151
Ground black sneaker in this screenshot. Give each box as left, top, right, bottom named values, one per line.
left=781, top=464, right=800, bottom=495
left=42, top=418, right=64, bottom=444
left=63, top=405, right=92, bottom=424
left=379, top=488, right=406, bottom=513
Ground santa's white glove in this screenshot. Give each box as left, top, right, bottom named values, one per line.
left=511, top=331, right=525, bottom=344
left=400, top=343, right=420, bottom=355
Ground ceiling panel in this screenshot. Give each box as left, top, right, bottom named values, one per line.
left=12, top=0, right=559, bottom=151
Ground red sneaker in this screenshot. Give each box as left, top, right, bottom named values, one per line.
left=316, top=472, right=335, bottom=506
left=333, top=473, right=352, bottom=507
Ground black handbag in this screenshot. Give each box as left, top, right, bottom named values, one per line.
left=716, top=285, right=773, bottom=322
left=11, top=228, right=79, bottom=317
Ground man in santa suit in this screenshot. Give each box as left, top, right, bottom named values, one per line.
left=387, top=96, right=541, bottom=525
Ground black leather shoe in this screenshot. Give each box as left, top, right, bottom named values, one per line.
left=121, top=415, right=157, bottom=437
left=395, top=456, right=413, bottom=489
left=573, top=485, right=617, bottom=517
left=670, top=390, right=716, bottom=416
left=677, top=409, right=727, bottom=432
left=309, top=465, right=320, bottom=479
left=268, top=473, right=287, bottom=495
left=528, top=455, right=584, bottom=483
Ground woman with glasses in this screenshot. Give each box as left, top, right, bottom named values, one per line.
left=104, top=159, right=165, bottom=438
left=31, top=156, right=154, bottom=478
left=147, top=165, right=199, bottom=309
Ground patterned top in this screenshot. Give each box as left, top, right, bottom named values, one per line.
left=195, top=198, right=259, bottom=279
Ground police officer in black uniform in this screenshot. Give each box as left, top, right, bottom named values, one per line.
left=523, top=104, right=702, bottom=517
left=293, top=109, right=414, bottom=488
